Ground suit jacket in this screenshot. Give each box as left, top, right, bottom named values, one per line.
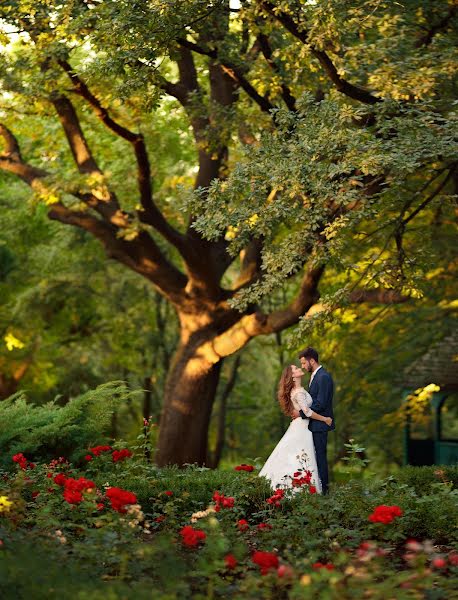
left=302, top=367, right=335, bottom=432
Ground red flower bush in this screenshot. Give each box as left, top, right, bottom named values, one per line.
left=63, top=489, right=83, bottom=504
left=431, top=557, right=447, bottom=569
left=213, top=491, right=235, bottom=511
left=313, top=561, right=335, bottom=570
left=89, top=445, right=112, bottom=457
left=179, top=525, right=206, bottom=548
left=105, top=487, right=137, bottom=513
left=266, top=488, right=285, bottom=507
left=368, top=505, right=403, bottom=524
left=292, top=470, right=312, bottom=487
left=53, top=473, right=67, bottom=486
left=224, top=554, right=237, bottom=569
left=234, top=464, right=254, bottom=472
left=112, top=449, right=133, bottom=463
left=252, top=551, right=279, bottom=575
left=237, top=519, right=249, bottom=532
left=62, top=477, right=96, bottom=504
left=12, top=453, right=30, bottom=470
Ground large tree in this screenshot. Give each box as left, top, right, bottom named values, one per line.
left=0, top=0, right=456, bottom=465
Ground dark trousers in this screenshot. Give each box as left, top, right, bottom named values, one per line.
left=312, top=431, right=329, bottom=494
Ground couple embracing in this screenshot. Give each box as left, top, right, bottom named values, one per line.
left=259, top=347, right=335, bottom=495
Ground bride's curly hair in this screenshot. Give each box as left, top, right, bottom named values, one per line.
left=277, top=365, right=295, bottom=416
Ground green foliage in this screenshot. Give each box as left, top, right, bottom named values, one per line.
left=0, top=382, right=134, bottom=467
left=0, top=457, right=457, bottom=599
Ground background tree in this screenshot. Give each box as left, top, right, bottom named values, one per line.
left=0, top=0, right=456, bottom=465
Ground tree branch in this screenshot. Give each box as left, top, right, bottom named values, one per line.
left=177, top=38, right=275, bottom=114
left=257, top=33, right=297, bottom=111
left=259, top=1, right=381, bottom=105
left=348, top=289, right=409, bottom=304
left=58, top=60, right=187, bottom=251
left=199, top=264, right=325, bottom=362
left=48, top=203, right=187, bottom=303
left=401, top=164, right=457, bottom=227
left=415, top=6, right=457, bottom=48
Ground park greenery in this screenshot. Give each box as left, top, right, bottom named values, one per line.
left=0, top=0, right=457, bottom=595
left=1, top=440, right=458, bottom=598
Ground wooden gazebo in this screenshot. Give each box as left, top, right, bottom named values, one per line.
left=402, top=331, right=458, bottom=466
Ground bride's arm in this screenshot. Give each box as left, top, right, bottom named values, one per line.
left=296, top=390, right=333, bottom=427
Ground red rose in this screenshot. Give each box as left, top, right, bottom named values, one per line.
left=277, top=564, right=294, bottom=578
left=64, top=477, right=96, bottom=493
left=252, top=551, right=279, bottom=575
left=12, top=453, right=28, bottom=470
left=448, top=552, right=458, bottom=567
left=53, top=473, right=67, bottom=486
left=84, top=455, right=93, bottom=462
left=164, top=491, right=173, bottom=497
left=105, top=487, right=138, bottom=513
left=368, top=505, right=403, bottom=524
left=112, top=449, right=133, bottom=463
left=257, top=523, right=273, bottom=531
left=266, top=488, right=284, bottom=506
left=313, top=562, right=334, bottom=570
left=234, top=464, right=254, bottom=472
left=212, top=491, right=234, bottom=510
left=237, top=519, right=249, bottom=531
left=32, top=491, right=40, bottom=499
left=224, top=554, right=237, bottom=569
left=179, top=525, right=206, bottom=548
left=309, top=485, right=317, bottom=494
left=155, top=515, right=165, bottom=523
left=89, top=445, right=112, bottom=456
left=431, top=557, right=447, bottom=569
left=63, top=489, right=83, bottom=504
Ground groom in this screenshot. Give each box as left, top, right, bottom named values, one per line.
left=293, top=347, right=335, bottom=494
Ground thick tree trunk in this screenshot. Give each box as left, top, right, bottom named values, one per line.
left=156, top=333, right=223, bottom=466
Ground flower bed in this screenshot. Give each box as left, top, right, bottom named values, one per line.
left=0, top=453, right=457, bottom=599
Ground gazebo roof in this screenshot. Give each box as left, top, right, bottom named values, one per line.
left=403, top=330, right=458, bottom=392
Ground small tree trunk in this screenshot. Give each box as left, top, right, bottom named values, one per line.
left=156, top=336, right=223, bottom=466
left=207, top=353, right=242, bottom=468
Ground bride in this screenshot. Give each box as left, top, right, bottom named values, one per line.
left=259, top=364, right=333, bottom=493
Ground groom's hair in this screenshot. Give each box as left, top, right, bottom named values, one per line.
left=299, top=347, right=319, bottom=362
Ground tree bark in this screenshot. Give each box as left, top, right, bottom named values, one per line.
left=156, top=333, right=223, bottom=466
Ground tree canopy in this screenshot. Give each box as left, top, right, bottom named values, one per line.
left=0, top=0, right=456, bottom=465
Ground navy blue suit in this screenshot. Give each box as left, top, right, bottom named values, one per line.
left=299, top=367, right=335, bottom=494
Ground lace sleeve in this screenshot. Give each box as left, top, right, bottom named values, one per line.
left=294, top=388, right=313, bottom=417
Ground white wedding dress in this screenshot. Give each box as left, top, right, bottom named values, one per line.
left=259, top=387, right=322, bottom=493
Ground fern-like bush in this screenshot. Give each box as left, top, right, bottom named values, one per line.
left=0, top=381, right=133, bottom=469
